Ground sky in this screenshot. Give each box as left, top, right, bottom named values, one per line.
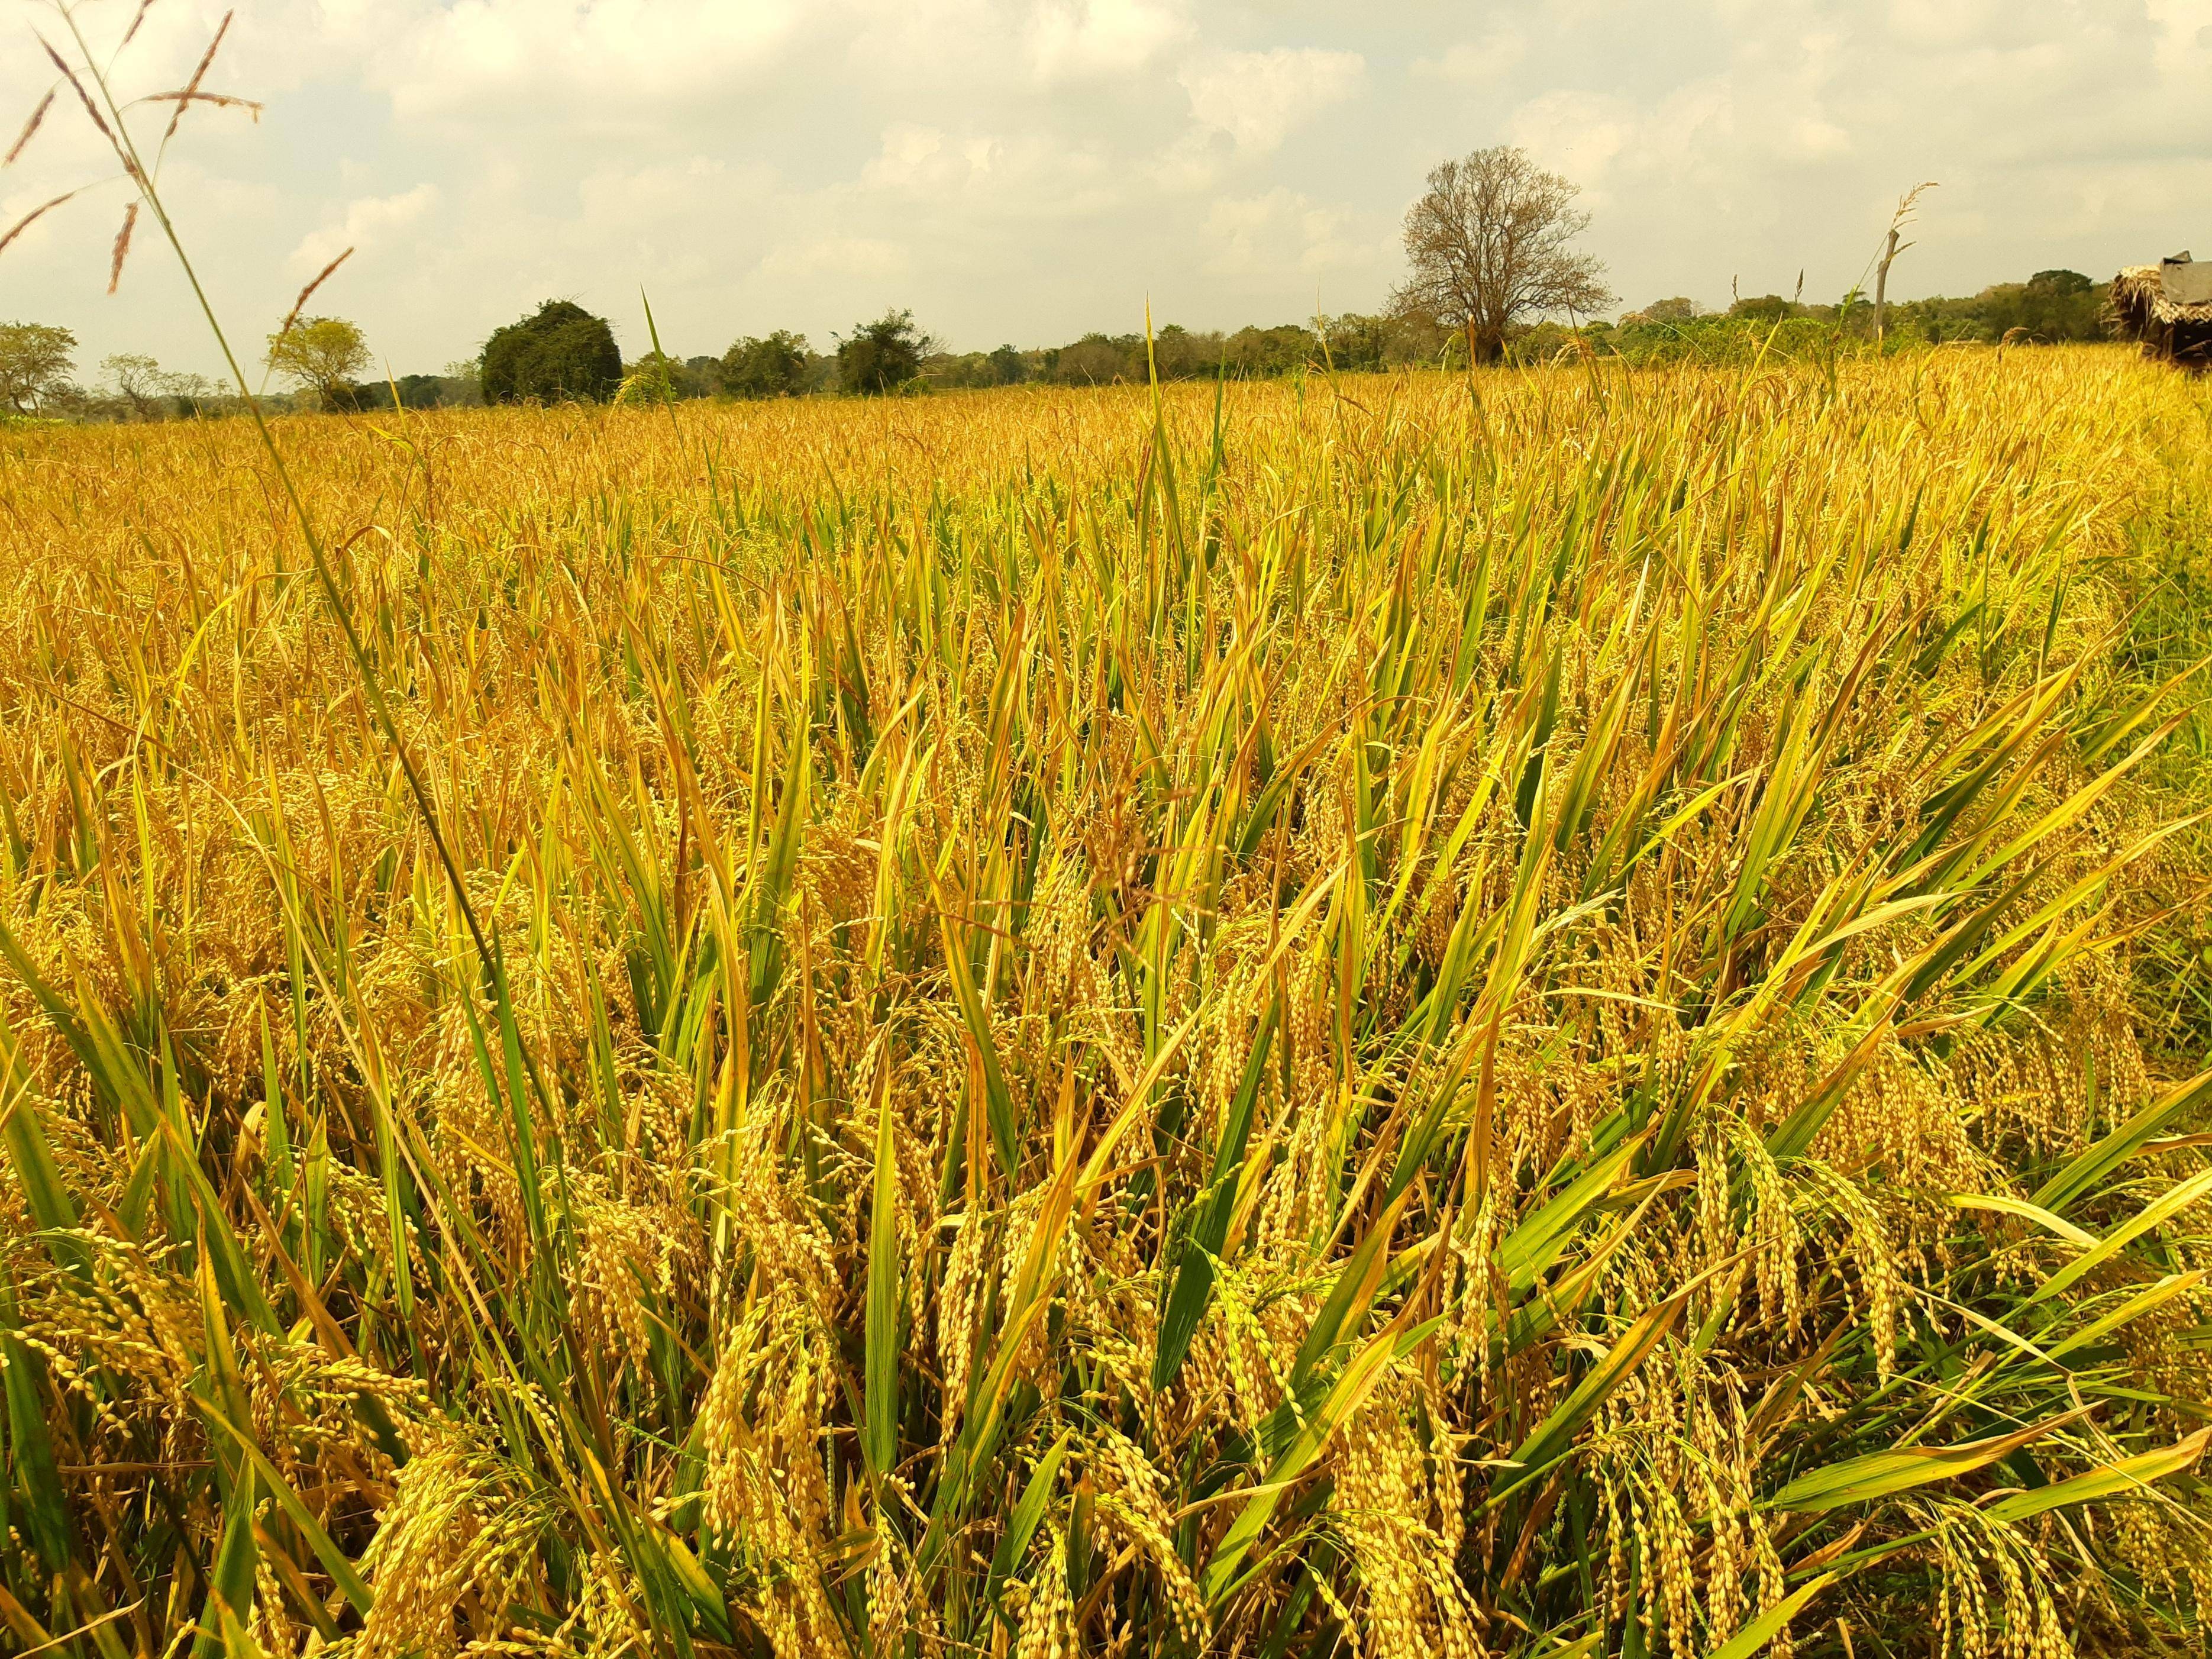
left=4, top=0, right=2210, bottom=381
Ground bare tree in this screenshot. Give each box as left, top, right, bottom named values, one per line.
left=104, top=353, right=166, bottom=419
left=1392, top=146, right=1614, bottom=366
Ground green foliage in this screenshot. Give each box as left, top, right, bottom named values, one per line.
left=1729, top=292, right=1798, bottom=324
left=925, top=342, right=1033, bottom=389
left=718, top=330, right=810, bottom=399
left=1623, top=296, right=1706, bottom=325
left=0, top=321, right=77, bottom=414
left=1893, top=269, right=2110, bottom=344
left=480, top=300, right=623, bottom=404
left=1510, top=267, right=2118, bottom=369
left=836, top=308, right=929, bottom=395
left=616, top=351, right=681, bottom=405
left=387, top=371, right=481, bottom=411
left=971, top=321, right=1339, bottom=390
left=1321, top=309, right=1455, bottom=370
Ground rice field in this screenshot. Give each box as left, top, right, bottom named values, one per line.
left=2, top=350, right=2211, bottom=1659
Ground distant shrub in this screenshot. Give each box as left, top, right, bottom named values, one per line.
left=387, top=372, right=482, bottom=410
left=482, top=301, right=622, bottom=404
left=720, top=331, right=811, bottom=399
left=837, top=311, right=930, bottom=396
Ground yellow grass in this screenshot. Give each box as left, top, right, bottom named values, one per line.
left=2, top=352, right=2211, bottom=1659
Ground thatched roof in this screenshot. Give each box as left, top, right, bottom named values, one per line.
left=2113, top=263, right=2212, bottom=327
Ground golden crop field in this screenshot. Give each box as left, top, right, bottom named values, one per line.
left=2, top=351, right=2211, bottom=1659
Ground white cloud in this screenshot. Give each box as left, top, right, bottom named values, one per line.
left=1029, top=0, right=1193, bottom=80
left=289, top=185, right=438, bottom=273
left=368, top=0, right=807, bottom=123
left=758, top=236, right=910, bottom=283
left=1416, top=31, right=1528, bottom=84
left=1182, top=48, right=1365, bottom=154
left=1202, top=188, right=1385, bottom=284
left=1508, top=92, right=1641, bottom=191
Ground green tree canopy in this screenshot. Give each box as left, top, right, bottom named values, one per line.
left=1727, top=293, right=1797, bottom=324
left=481, top=301, right=623, bottom=404
left=719, top=331, right=810, bottom=399
left=265, top=316, right=371, bottom=409
left=618, top=351, right=682, bottom=404
left=0, top=322, right=77, bottom=414
left=1625, top=296, right=1706, bottom=325
left=837, top=310, right=929, bottom=396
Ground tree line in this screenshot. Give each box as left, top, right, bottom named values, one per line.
left=0, top=146, right=2132, bottom=424
left=2, top=273, right=2117, bottom=424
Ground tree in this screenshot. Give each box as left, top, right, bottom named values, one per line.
left=1727, top=294, right=1797, bottom=324
left=1392, top=146, right=1613, bottom=366
left=986, top=344, right=1027, bottom=386
left=0, top=322, right=77, bottom=414
left=104, top=352, right=168, bottom=419
left=163, top=372, right=219, bottom=418
left=1972, top=271, right=2107, bottom=344
left=618, top=352, right=683, bottom=404
left=1053, top=333, right=1127, bottom=386
left=266, top=315, right=372, bottom=410
left=1223, top=324, right=1313, bottom=377
left=481, top=301, right=623, bottom=404
left=836, top=310, right=929, bottom=395
left=1623, top=297, right=1705, bottom=326
left=719, top=331, right=810, bottom=399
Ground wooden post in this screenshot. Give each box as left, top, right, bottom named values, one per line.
left=1874, top=228, right=1898, bottom=347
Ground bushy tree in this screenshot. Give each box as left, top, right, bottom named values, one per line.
left=1868, top=271, right=2108, bottom=347
left=1222, top=324, right=1313, bottom=377
left=1727, top=293, right=1797, bottom=324
left=481, top=301, right=622, bottom=404
left=719, top=331, right=810, bottom=399
left=266, top=316, right=371, bottom=410
left=837, top=310, right=929, bottom=396
left=1394, top=146, right=1613, bottom=364
left=1991, top=270, right=2106, bottom=341
left=1625, top=296, right=1706, bottom=325
left=618, top=352, right=682, bottom=404
left=1054, top=333, right=1126, bottom=385
left=986, top=343, right=1027, bottom=386
left=0, top=322, right=77, bottom=414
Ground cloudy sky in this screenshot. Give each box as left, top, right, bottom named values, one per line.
left=4, top=0, right=2209, bottom=379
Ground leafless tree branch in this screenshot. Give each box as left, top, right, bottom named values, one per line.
left=1391, top=146, right=1614, bottom=366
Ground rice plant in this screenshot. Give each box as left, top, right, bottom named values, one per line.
left=2, top=335, right=2211, bottom=1659
left=4, top=24, right=2212, bottom=1650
